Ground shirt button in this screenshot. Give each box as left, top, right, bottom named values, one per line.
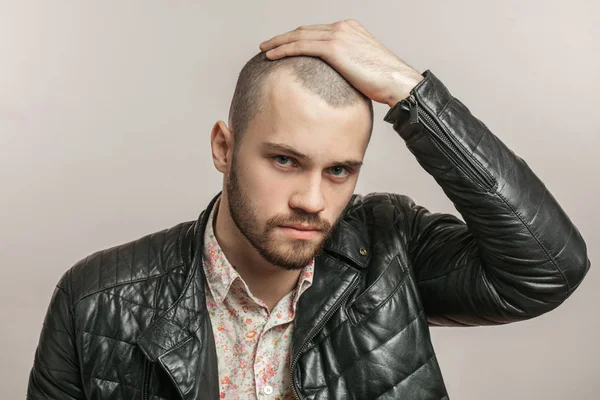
left=263, top=385, right=274, bottom=395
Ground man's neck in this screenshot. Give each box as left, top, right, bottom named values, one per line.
left=212, top=197, right=303, bottom=311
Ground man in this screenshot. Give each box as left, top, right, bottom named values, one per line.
left=27, top=20, right=590, bottom=399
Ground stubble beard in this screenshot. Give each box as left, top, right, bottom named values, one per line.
left=226, top=155, right=334, bottom=270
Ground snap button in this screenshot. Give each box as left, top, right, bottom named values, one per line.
left=359, top=248, right=367, bottom=256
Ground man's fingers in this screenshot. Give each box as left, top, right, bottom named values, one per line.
left=295, top=24, right=334, bottom=31
left=260, top=30, right=333, bottom=52
left=264, top=40, right=330, bottom=60
left=344, top=19, right=364, bottom=30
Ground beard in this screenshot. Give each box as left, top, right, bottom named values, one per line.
left=225, top=155, right=335, bottom=270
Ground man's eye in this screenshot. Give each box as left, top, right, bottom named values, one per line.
left=274, top=155, right=295, bottom=166
left=329, top=166, right=349, bottom=177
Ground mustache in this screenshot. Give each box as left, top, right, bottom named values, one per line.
left=269, top=214, right=331, bottom=231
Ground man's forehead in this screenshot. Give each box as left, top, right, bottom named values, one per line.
left=249, top=68, right=371, bottom=157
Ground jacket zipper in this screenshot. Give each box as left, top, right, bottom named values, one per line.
left=405, top=94, right=496, bottom=191
left=142, top=283, right=162, bottom=400
left=142, top=359, right=152, bottom=400
left=289, top=274, right=360, bottom=400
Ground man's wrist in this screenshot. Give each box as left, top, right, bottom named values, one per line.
left=387, top=70, right=425, bottom=107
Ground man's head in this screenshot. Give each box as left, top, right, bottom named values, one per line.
left=211, top=52, right=373, bottom=270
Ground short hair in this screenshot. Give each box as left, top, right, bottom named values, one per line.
left=228, top=52, right=374, bottom=149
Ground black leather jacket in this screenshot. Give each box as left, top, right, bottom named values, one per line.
left=27, top=71, right=590, bottom=399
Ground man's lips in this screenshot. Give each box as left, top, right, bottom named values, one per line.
left=278, top=224, right=322, bottom=240
left=280, top=224, right=321, bottom=231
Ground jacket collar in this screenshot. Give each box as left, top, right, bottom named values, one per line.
left=322, top=194, right=372, bottom=268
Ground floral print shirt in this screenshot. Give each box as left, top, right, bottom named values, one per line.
left=202, top=204, right=314, bottom=399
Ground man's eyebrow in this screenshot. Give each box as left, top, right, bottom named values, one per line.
left=262, top=142, right=363, bottom=168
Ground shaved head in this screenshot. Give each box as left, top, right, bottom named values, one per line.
left=228, top=52, right=374, bottom=149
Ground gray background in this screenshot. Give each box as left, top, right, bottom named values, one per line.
left=1, top=0, right=598, bottom=398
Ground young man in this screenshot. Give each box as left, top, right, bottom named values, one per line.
left=27, top=20, right=590, bottom=399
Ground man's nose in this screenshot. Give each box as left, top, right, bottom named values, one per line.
left=289, top=174, right=326, bottom=215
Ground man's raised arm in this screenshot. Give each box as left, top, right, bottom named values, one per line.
left=259, top=19, right=591, bottom=325
left=383, top=70, right=589, bottom=325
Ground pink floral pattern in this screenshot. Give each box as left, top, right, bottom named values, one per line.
left=202, top=205, right=314, bottom=399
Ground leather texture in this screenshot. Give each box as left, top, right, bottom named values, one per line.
left=27, top=71, right=591, bottom=399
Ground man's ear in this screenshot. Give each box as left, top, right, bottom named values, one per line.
left=211, top=121, right=235, bottom=173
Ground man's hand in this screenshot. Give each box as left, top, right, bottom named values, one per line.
left=259, top=19, right=424, bottom=107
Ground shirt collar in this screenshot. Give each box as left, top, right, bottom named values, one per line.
left=202, top=200, right=239, bottom=308
left=202, top=200, right=314, bottom=309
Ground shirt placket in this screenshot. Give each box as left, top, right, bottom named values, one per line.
left=254, top=312, right=277, bottom=398
left=254, top=291, right=298, bottom=398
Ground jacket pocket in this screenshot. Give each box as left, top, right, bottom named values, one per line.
left=345, top=255, right=408, bottom=325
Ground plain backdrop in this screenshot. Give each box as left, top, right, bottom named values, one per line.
left=1, top=1, right=599, bottom=398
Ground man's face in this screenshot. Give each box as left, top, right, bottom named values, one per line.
left=225, top=69, right=371, bottom=270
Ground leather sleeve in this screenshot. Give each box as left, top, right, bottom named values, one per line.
left=385, top=70, right=591, bottom=326
left=27, top=270, right=85, bottom=399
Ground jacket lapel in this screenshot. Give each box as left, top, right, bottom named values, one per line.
left=291, top=250, right=360, bottom=359
left=137, top=192, right=222, bottom=400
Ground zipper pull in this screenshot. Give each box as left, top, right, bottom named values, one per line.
left=407, top=95, right=419, bottom=124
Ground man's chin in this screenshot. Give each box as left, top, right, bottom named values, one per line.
left=255, top=228, right=328, bottom=270
left=262, top=244, right=319, bottom=270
